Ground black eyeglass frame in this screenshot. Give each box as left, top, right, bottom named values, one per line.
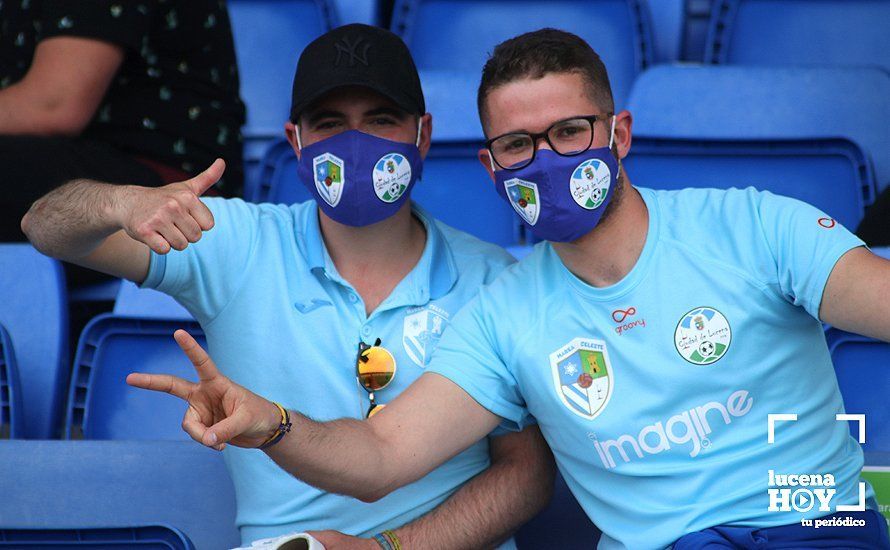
left=485, top=113, right=614, bottom=171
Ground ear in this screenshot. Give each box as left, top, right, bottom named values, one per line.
left=417, top=113, right=433, bottom=159
left=613, top=110, right=633, bottom=160
left=477, top=148, right=496, bottom=183
left=284, top=121, right=301, bottom=160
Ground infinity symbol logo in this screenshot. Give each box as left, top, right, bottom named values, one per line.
left=612, top=307, right=637, bottom=323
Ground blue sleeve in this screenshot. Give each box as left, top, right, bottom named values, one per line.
left=756, top=191, right=865, bottom=319
left=428, top=294, right=530, bottom=432
left=140, top=198, right=259, bottom=324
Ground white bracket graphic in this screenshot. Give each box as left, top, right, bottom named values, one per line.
left=836, top=481, right=867, bottom=512
left=836, top=413, right=866, bottom=444
left=767, top=413, right=798, bottom=444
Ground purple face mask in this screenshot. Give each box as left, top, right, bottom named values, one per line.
left=493, top=117, right=619, bottom=242
left=297, top=125, right=423, bottom=227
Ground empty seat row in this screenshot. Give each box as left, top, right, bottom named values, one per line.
left=231, top=0, right=890, bottom=142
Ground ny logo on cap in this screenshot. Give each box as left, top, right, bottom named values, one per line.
left=334, top=36, right=371, bottom=67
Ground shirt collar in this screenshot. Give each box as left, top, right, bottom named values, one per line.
left=296, top=201, right=458, bottom=307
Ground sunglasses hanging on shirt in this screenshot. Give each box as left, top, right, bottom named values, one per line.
left=356, top=338, right=397, bottom=418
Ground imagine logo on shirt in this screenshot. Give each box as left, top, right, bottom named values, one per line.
left=589, top=390, right=754, bottom=469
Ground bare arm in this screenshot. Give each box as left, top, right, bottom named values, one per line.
left=21, top=161, right=224, bottom=283
left=386, top=426, right=554, bottom=550
left=127, top=332, right=503, bottom=503
left=0, top=36, right=123, bottom=135
left=820, top=247, right=890, bottom=341
left=265, top=373, right=502, bottom=502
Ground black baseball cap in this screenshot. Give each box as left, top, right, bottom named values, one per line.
left=290, top=24, right=426, bottom=122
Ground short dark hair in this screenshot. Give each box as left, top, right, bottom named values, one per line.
left=477, top=29, right=614, bottom=130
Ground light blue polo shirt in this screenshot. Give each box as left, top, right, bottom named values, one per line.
left=429, top=187, right=874, bottom=549
left=142, top=198, right=515, bottom=545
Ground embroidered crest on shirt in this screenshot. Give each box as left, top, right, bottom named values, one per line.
left=674, top=307, right=732, bottom=365
left=549, top=338, right=614, bottom=420
left=403, top=304, right=450, bottom=368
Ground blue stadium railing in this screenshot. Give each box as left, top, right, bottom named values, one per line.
left=0, top=440, right=240, bottom=549
left=0, top=244, right=69, bottom=439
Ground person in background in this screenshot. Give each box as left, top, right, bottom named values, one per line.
left=1, top=0, right=245, bottom=249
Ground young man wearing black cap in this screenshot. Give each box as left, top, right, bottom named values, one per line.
left=116, top=28, right=890, bottom=550
left=22, top=24, right=553, bottom=549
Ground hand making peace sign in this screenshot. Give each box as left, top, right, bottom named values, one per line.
left=126, top=330, right=281, bottom=450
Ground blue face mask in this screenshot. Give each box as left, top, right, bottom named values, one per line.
left=493, top=117, right=619, bottom=242
left=297, top=123, right=423, bottom=227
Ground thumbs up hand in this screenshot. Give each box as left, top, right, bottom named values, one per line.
left=115, top=159, right=224, bottom=254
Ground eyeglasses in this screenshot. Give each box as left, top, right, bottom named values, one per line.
left=485, top=114, right=613, bottom=171
left=356, top=338, right=397, bottom=418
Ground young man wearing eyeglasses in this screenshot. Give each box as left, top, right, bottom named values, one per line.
left=21, top=24, right=555, bottom=550
left=121, top=29, right=890, bottom=549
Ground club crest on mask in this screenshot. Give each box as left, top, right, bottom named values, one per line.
left=570, top=159, right=611, bottom=210
left=504, top=178, right=540, bottom=226
left=373, top=153, right=412, bottom=203
left=312, top=153, right=345, bottom=207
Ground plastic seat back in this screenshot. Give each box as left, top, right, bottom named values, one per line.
left=0, top=244, right=68, bottom=438
left=65, top=316, right=205, bottom=440
left=0, top=324, right=22, bottom=439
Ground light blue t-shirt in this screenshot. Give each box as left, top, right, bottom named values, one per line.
left=142, top=198, right=515, bottom=544
left=429, top=187, right=873, bottom=550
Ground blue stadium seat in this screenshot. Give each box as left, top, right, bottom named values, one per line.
left=0, top=526, right=195, bottom=549
left=114, top=281, right=193, bottom=320
left=0, top=324, right=23, bottom=439
left=624, top=137, right=873, bottom=230
left=826, top=330, right=890, bottom=455
left=413, top=143, right=518, bottom=246
left=253, top=138, right=313, bottom=204
left=0, top=440, right=239, bottom=549
left=681, top=0, right=713, bottom=61
left=229, top=0, right=339, bottom=192
left=333, top=0, right=378, bottom=24
left=0, top=244, right=68, bottom=439
left=255, top=139, right=518, bottom=246
left=392, top=0, right=654, bottom=140
left=515, top=470, right=600, bottom=548
left=65, top=316, right=205, bottom=440
left=627, top=65, right=890, bottom=194
left=644, top=0, right=684, bottom=62
left=705, top=0, right=890, bottom=75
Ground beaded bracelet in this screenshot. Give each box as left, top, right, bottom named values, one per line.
left=257, top=402, right=292, bottom=450
left=372, top=530, right=402, bottom=550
